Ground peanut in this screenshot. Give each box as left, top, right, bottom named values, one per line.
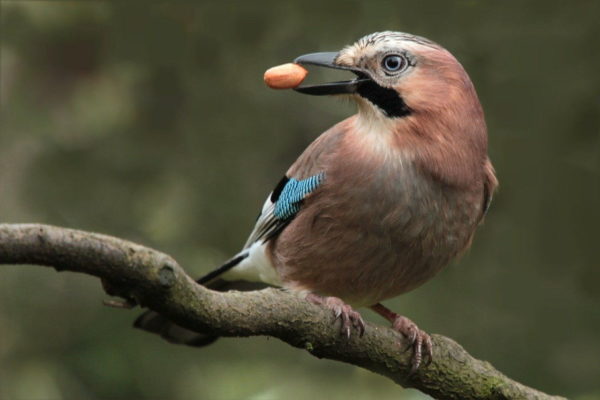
left=264, top=63, right=308, bottom=89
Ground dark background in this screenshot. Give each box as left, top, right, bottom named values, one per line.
left=1, top=1, right=599, bottom=399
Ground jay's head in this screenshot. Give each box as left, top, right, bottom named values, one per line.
left=295, top=31, right=483, bottom=129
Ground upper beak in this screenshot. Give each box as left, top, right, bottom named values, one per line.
left=293, top=52, right=370, bottom=95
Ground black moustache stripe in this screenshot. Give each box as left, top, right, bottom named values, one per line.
left=356, top=80, right=412, bottom=118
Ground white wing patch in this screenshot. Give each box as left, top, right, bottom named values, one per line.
left=243, top=196, right=278, bottom=248
left=225, top=174, right=323, bottom=286
left=224, top=193, right=281, bottom=286
left=222, top=241, right=282, bottom=287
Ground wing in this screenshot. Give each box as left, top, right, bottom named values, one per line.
left=480, top=158, right=498, bottom=221
left=243, top=116, right=351, bottom=248
left=243, top=173, right=324, bottom=248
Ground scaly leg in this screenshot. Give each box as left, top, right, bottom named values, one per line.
left=371, top=303, right=432, bottom=373
left=306, top=293, right=365, bottom=338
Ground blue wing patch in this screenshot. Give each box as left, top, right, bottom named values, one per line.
left=243, top=173, right=325, bottom=247
left=274, top=173, right=324, bottom=220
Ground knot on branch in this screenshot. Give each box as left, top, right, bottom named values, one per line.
left=158, top=262, right=176, bottom=288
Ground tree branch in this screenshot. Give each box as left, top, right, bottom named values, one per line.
left=0, top=223, right=564, bottom=400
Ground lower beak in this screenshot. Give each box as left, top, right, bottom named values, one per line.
left=293, top=52, right=370, bottom=95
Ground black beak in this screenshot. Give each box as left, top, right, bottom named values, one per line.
left=293, top=52, right=370, bottom=95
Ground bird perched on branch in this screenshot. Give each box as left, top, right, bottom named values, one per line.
left=135, top=31, right=498, bottom=372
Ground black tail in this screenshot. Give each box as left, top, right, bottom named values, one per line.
left=197, top=253, right=248, bottom=285
left=133, top=254, right=264, bottom=347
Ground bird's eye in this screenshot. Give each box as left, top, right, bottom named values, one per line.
left=382, top=55, right=407, bottom=73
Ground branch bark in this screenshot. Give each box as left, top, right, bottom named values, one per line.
left=0, top=223, right=564, bottom=400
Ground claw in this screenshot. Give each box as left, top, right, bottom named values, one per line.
left=423, top=335, right=433, bottom=366
left=306, top=294, right=366, bottom=339
left=370, top=304, right=433, bottom=373
left=356, top=318, right=366, bottom=337
left=334, top=307, right=342, bottom=319
left=407, top=329, right=417, bottom=346
left=391, top=315, right=431, bottom=373
left=410, top=335, right=423, bottom=374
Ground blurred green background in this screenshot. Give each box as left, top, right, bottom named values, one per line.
left=1, top=1, right=599, bottom=399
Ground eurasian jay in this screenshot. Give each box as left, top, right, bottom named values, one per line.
left=135, top=31, right=498, bottom=371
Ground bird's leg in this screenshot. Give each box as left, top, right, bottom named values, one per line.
left=306, top=293, right=365, bottom=339
left=370, top=303, right=432, bottom=373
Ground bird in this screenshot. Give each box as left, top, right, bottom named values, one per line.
left=134, top=31, right=498, bottom=372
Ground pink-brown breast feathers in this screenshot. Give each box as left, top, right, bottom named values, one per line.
left=268, top=118, right=486, bottom=306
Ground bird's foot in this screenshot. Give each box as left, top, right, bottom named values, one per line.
left=370, top=303, right=432, bottom=373
left=306, top=293, right=365, bottom=339
left=391, top=314, right=433, bottom=373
